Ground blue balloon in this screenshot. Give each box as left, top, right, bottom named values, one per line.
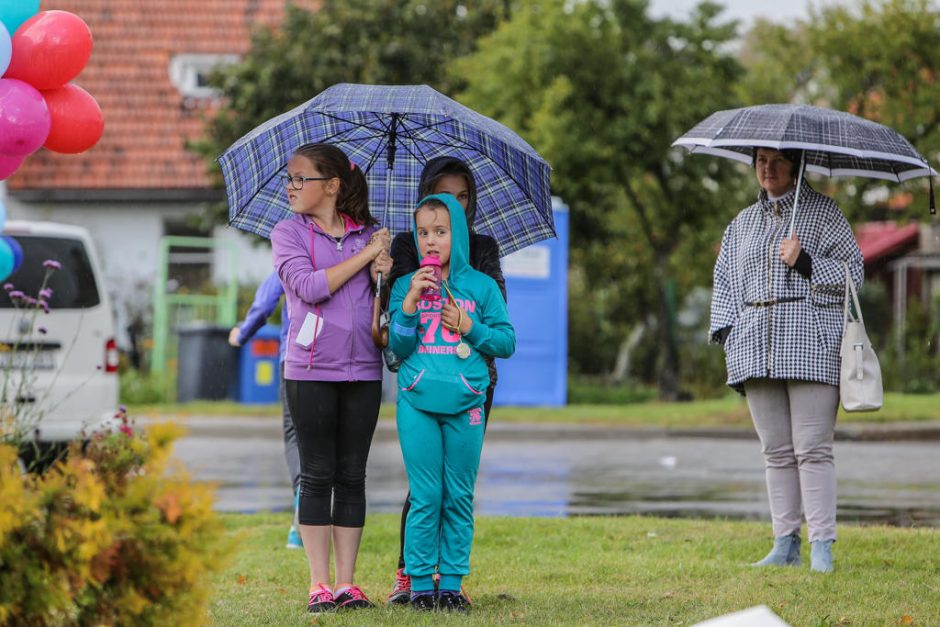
left=0, top=0, right=40, bottom=38
left=0, top=21, right=11, bottom=76
left=2, top=236, right=21, bottom=273
left=0, top=238, right=13, bottom=283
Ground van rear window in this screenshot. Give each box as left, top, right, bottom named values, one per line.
left=0, top=236, right=101, bottom=309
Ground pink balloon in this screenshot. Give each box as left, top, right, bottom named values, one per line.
left=0, top=78, right=51, bottom=156
left=42, top=83, right=104, bottom=154
left=4, top=11, right=94, bottom=91
left=0, top=153, right=24, bottom=180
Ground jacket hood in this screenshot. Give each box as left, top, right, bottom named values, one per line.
left=417, top=156, right=478, bottom=229
left=412, top=193, right=471, bottom=280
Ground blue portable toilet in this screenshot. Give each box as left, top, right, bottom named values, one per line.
left=493, top=197, right=569, bottom=406
left=233, top=323, right=281, bottom=403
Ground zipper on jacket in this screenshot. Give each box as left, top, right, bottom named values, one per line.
left=766, top=201, right=781, bottom=377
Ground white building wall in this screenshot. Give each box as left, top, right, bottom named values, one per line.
left=0, top=186, right=274, bottom=348
left=212, top=225, right=274, bottom=285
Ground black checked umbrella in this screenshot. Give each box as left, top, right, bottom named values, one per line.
left=672, top=104, right=937, bottom=232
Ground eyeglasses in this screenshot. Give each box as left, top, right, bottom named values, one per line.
left=282, top=174, right=333, bottom=190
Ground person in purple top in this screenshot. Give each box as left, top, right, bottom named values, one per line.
left=228, top=271, right=301, bottom=549
left=271, top=142, right=391, bottom=613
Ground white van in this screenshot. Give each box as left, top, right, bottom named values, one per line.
left=0, top=221, right=119, bottom=443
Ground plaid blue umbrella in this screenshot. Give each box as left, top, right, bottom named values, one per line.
left=218, top=83, right=554, bottom=256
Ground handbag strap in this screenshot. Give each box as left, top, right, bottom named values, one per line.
left=736, top=222, right=747, bottom=312
left=842, top=260, right=864, bottom=325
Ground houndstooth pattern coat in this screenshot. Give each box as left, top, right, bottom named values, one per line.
left=709, top=181, right=864, bottom=390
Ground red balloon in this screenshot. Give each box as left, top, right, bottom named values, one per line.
left=0, top=153, right=25, bottom=180
left=4, top=11, right=93, bottom=91
left=42, top=83, right=104, bottom=154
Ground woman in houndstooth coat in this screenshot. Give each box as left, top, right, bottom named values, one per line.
left=709, top=147, right=863, bottom=573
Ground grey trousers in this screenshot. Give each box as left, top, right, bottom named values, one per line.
left=279, top=365, right=302, bottom=493
left=744, top=378, right=839, bottom=542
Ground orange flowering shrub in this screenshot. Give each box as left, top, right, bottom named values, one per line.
left=0, top=420, right=230, bottom=625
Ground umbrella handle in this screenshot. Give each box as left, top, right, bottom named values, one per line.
left=788, top=151, right=807, bottom=237
left=371, top=271, right=389, bottom=348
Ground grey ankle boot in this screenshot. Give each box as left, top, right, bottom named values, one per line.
left=752, top=533, right=801, bottom=567
left=810, top=539, right=834, bottom=573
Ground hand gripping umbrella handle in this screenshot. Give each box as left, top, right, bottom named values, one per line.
left=371, top=271, right=389, bottom=348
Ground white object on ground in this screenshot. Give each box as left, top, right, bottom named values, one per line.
left=693, top=605, right=791, bottom=627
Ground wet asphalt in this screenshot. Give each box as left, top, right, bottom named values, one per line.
left=153, top=415, right=940, bottom=526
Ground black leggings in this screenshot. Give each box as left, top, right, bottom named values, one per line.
left=396, top=383, right=495, bottom=569
left=286, top=379, right=382, bottom=527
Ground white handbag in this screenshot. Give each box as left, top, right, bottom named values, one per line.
left=840, top=262, right=883, bottom=411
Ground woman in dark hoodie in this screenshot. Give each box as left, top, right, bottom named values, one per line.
left=385, top=156, right=506, bottom=606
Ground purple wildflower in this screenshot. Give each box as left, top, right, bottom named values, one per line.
left=8, top=290, right=24, bottom=300
left=23, top=296, right=37, bottom=307
left=39, top=300, right=50, bottom=314
left=39, top=288, right=53, bottom=299
left=43, top=260, right=62, bottom=270
left=3, top=283, right=13, bottom=291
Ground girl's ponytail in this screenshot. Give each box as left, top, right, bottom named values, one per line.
left=340, top=161, right=374, bottom=226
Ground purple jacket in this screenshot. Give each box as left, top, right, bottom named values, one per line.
left=271, top=212, right=382, bottom=382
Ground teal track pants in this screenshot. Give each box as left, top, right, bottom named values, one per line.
left=397, top=401, right=486, bottom=583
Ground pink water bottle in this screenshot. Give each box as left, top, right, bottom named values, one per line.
left=420, top=255, right=442, bottom=301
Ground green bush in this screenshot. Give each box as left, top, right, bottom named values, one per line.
left=567, top=375, right=656, bottom=404
left=119, top=369, right=172, bottom=405
left=879, top=294, right=940, bottom=394
left=0, top=419, right=230, bottom=625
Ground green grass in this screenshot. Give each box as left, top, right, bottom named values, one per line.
left=210, top=512, right=940, bottom=626
left=132, top=391, right=940, bottom=429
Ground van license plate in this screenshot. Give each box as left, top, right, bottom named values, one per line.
left=0, top=351, right=56, bottom=370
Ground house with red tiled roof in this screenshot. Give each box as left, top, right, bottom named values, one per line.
left=1, top=0, right=316, bottom=349
left=857, top=220, right=940, bottom=356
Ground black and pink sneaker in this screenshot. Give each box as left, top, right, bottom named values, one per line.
left=387, top=568, right=411, bottom=605
left=307, top=584, right=336, bottom=613
left=334, top=585, right=374, bottom=610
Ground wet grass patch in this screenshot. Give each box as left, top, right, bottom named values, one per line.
left=210, top=512, right=940, bottom=625
left=131, top=391, right=940, bottom=429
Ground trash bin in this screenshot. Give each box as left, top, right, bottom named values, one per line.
left=234, top=324, right=281, bottom=404
left=176, top=322, right=237, bottom=402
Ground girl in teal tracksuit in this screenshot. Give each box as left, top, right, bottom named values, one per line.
left=388, top=193, right=515, bottom=612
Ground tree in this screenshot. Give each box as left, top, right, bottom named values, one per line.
left=193, top=0, right=509, bottom=226
left=453, top=0, right=747, bottom=399
left=736, top=0, right=940, bottom=221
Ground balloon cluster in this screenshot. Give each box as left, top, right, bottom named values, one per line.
left=1, top=2, right=104, bottom=181
left=0, top=199, right=22, bottom=280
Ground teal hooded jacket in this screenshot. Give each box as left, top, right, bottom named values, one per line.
left=389, top=194, right=515, bottom=415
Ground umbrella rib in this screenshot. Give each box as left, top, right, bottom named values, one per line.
left=395, top=117, right=475, bottom=153
left=317, top=110, right=391, bottom=134
left=392, top=117, right=551, bottom=234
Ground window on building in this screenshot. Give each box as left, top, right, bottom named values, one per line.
left=168, top=54, right=239, bottom=99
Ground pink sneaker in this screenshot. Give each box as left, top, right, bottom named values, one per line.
left=307, top=583, right=335, bottom=613
left=334, top=584, right=373, bottom=610
left=386, top=568, right=411, bottom=605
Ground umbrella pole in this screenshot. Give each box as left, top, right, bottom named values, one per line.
left=788, top=151, right=807, bottom=237
left=370, top=164, right=395, bottom=349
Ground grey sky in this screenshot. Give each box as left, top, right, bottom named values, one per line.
left=649, top=0, right=817, bottom=28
